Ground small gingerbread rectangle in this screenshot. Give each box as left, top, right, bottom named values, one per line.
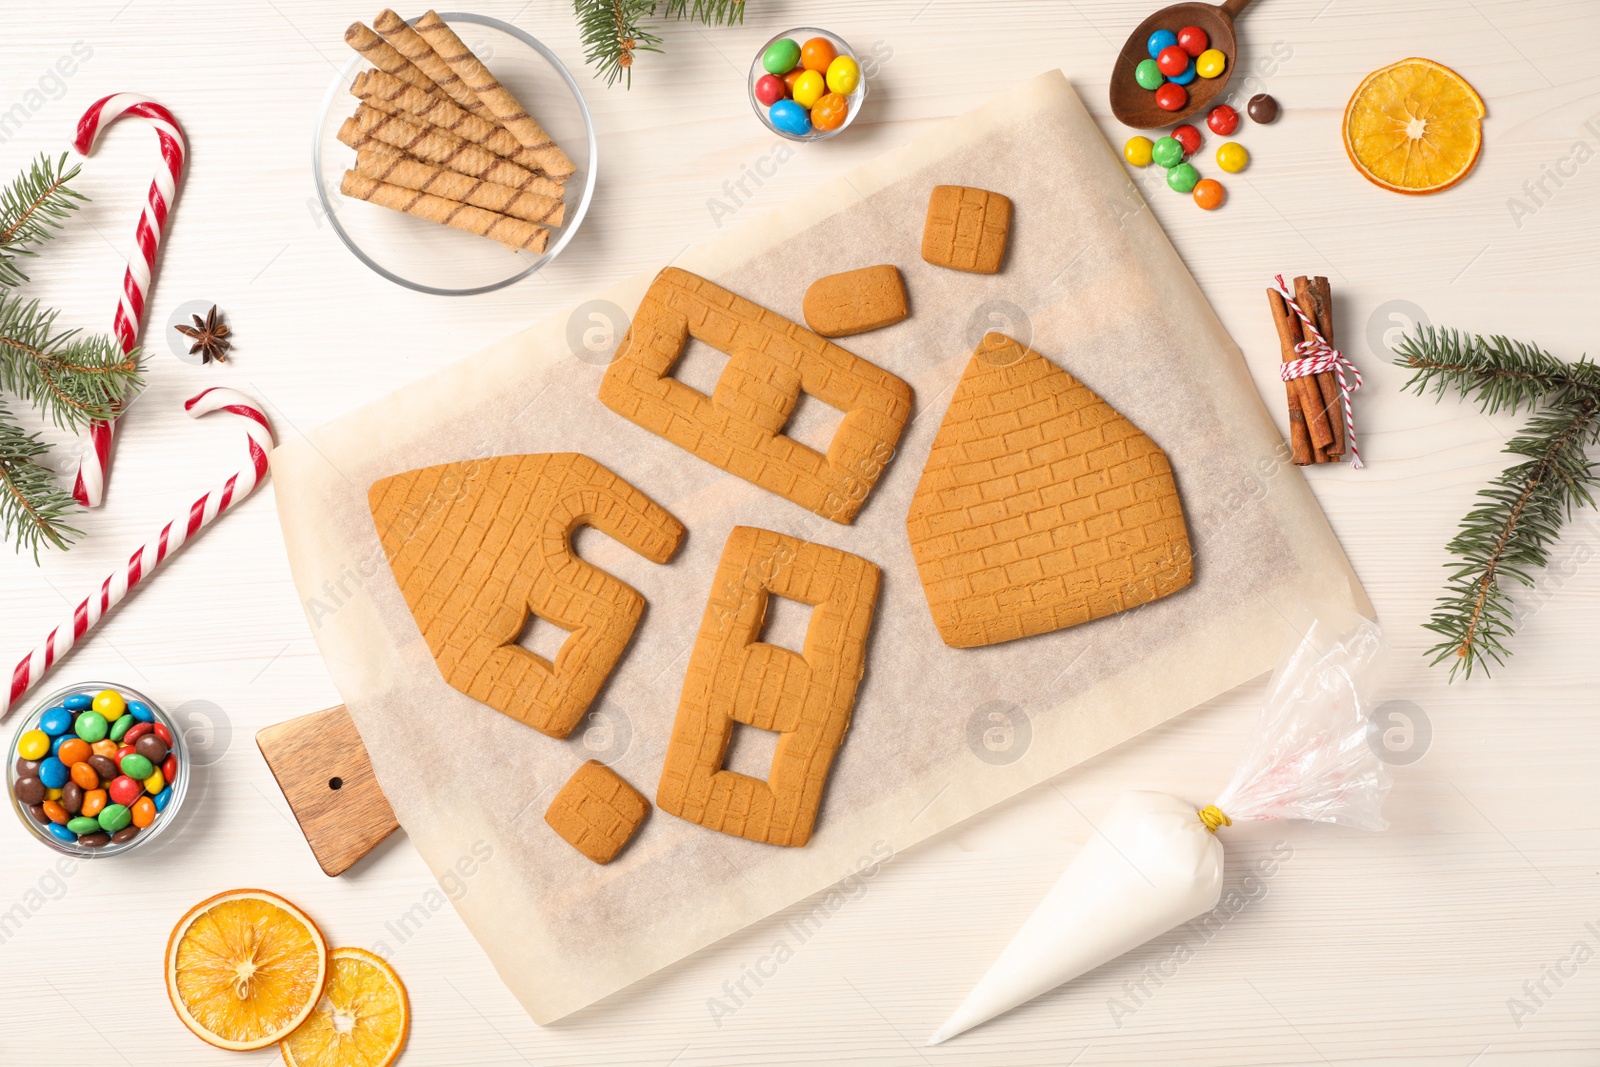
left=802, top=265, right=909, bottom=338
left=921, top=185, right=1011, bottom=274
left=545, top=760, right=649, bottom=864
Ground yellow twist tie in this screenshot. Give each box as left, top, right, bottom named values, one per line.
left=1197, top=805, right=1231, bottom=834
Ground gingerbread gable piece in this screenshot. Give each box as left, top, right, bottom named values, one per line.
left=906, top=333, right=1193, bottom=649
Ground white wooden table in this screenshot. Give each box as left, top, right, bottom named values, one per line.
left=3, top=2, right=1598, bottom=1064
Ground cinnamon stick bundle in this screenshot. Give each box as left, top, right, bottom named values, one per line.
left=1266, top=275, right=1346, bottom=465
left=1294, top=275, right=1344, bottom=458
left=340, top=170, right=548, bottom=253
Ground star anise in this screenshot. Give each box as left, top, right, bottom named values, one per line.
left=175, top=305, right=232, bottom=364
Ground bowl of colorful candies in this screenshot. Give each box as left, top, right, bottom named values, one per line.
left=8, top=682, right=187, bottom=856
left=749, top=28, right=866, bottom=142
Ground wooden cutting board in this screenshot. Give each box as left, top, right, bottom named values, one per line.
left=257, top=705, right=399, bottom=876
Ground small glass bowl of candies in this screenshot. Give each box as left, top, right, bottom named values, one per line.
left=749, top=28, right=867, bottom=142
left=8, top=682, right=187, bottom=856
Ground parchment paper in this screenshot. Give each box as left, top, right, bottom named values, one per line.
left=271, top=71, right=1369, bottom=1023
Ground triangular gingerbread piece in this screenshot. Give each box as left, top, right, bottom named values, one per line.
left=906, top=333, right=1193, bottom=648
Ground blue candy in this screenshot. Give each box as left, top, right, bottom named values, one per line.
left=769, top=99, right=811, bottom=136
left=63, top=693, right=92, bottom=711
left=127, top=701, right=154, bottom=723
left=1167, top=59, right=1196, bottom=85
left=38, top=706, right=73, bottom=736
left=38, top=757, right=69, bottom=789
left=46, top=822, right=76, bottom=843
left=1147, top=29, right=1178, bottom=59
left=50, top=734, right=69, bottom=757
left=153, top=787, right=173, bottom=812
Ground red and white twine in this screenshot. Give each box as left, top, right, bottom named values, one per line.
left=7, top=389, right=274, bottom=717
left=70, top=94, right=188, bottom=508
left=1273, top=274, right=1364, bottom=469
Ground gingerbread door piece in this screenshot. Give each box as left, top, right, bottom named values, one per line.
left=545, top=760, right=650, bottom=864
left=369, top=453, right=685, bottom=738
left=656, top=526, right=881, bottom=847
left=921, top=185, right=1011, bottom=274
left=598, top=267, right=913, bottom=524
left=906, top=333, right=1193, bottom=649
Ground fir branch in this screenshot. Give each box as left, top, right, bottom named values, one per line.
left=574, top=0, right=663, bottom=88
left=1395, top=325, right=1600, bottom=416
left=0, top=294, right=141, bottom=430
left=0, top=153, right=88, bottom=289
left=0, top=398, right=80, bottom=559
left=657, top=0, right=745, bottom=25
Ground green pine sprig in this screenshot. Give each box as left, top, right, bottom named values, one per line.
left=573, top=0, right=744, bottom=87
left=1395, top=325, right=1600, bottom=679
left=657, top=0, right=745, bottom=25
left=0, top=294, right=142, bottom=430
left=0, top=153, right=88, bottom=288
left=0, top=397, right=81, bottom=559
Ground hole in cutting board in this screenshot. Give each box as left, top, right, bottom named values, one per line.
left=724, top=720, right=782, bottom=781
left=670, top=337, right=729, bottom=398
left=757, top=593, right=813, bottom=658
left=781, top=390, right=843, bottom=455
left=328, top=777, right=343, bottom=790
left=517, top=612, right=572, bottom=666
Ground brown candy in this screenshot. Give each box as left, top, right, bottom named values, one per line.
left=27, top=803, right=47, bottom=825
left=14, top=775, right=44, bottom=805
left=15, top=757, right=40, bottom=778
left=1248, top=93, right=1279, bottom=123
left=134, top=734, right=169, bottom=764
left=78, top=832, right=111, bottom=848
left=60, top=782, right=83, bottom=815
left=110, top=826, right=140, bottom=845
left=88, top=755, right=118, bottom=783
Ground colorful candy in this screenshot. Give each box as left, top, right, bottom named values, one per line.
left=1248, top=93, right=1279, bottom=123
left=811, top=93, right=848, bottom=131
left=1172, top=124, right=1201, bottom=156
left=1216, top=141, right=1249, bottom=173
left=762, top=38, right=801, bottom=76
left=825, top=55, right=859, bottom=96
left=1166, top=61, right=1196, bottom=87
left=801, top=37, right=836, bottom=72
left=1134, top=59, right=1164, bottom=91
left=1154, top=83, right=1187, bottom=111
left=1207, top=105, right=1239, bottom=136
left=792, top=70, right=825, bottom=109
left=1123, top=136, right=1154, bottom=166
left=1177, top=26, right=1208, bottom=57
left=755, top=74, right=785, bottom=106
left=1150, top=136, right=1184, bottom=169
left=1192, top=178, right=1226, bottom=209
left=1147, top=29, right=1178, bottom=58
left=768, top=99, right=811, bottom=136
left=1155, top=45, right=1189, bottom=78
left=1166, top=162, right=1200, bottom=193
left=10, top=685, right=179, bottom=850
left=1196, top=48, right=1227, bottom=79
left=756, top=34, right=860, bottom=137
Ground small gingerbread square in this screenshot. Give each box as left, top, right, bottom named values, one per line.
left=921, top=185, right=1011, bottom=274
left=545, top=760, right=649, bottom=864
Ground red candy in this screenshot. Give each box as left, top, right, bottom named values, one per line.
left=1172, top=124, right=1201, bottom=156
left=754, top=73, right=786, bottom=107
left=123, top=722, right=153, bottom=744
left=108, top=775, right=143, bottom=807
left=153, top=722, right=173, bottom=746
left=163, top=754, right=177, bottom=783
left=1155, top=83, right=1188, bottom=111
left=1155, top=45, right=1189, bottom=77
left=1207, top=104, right=1239, bottom=135
left=1177, top=26, right=1208, bottom=57
left=117, top=745, right=135, bottom=763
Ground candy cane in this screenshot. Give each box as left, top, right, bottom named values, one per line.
left=7, top=389, right=273, bottom=717
left=70, top=93, right=188, bottom=509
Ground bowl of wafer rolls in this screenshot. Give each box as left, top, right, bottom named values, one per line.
left=314, top=9, right=595, bottom=295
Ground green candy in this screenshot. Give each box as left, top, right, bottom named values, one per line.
left=1135, top=58, right=1164, bottom=90
left=108, top=714, right=135, bottom=742
left=73, top=710, right=108, bottom=743
left=120, top=753, right=154, bottom=781
left=98, top=804, right=131, bottom=833
left=1151, top=136, right=1184, bottom=169
left=762, top=38, right=800, bottom=75
left=67, top=816, right=100, bottom=835
left=1167, top=162, right=1200, bottom=193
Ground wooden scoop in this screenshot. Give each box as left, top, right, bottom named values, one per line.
left=1109, top=0, right=1252, bottom=129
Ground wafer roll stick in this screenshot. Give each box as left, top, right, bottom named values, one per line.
left=341, top=170, right=548, bottom=253
left=344, top=22, right=439, bottom=96
left=339, top=107, right=546, bottom=192
left=355, top=149, right=564, bottom=226
left=416, top=10, right=575, bottom=179
left=351, top=69, right=551, bottom=178
left=350, top=137, right=566, bottom=201
left=372, top=9, right=495, bottom=125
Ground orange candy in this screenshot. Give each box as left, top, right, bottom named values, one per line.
left=58, top=738, right=90, bottom=766
left=1192, top=178, right=1226, bottom=210
left=91, top=739, right=118, bottom=760
left=42, top=801, right=68, bottom=825
left=132, top=796, right=157, bottom=828
left=800, top=37, right=837, bottom=73
left=811, top=92, right=848, bottom=131
left=70, top=762, right=99, bottom=790
left=782, top=67, right=807, bottom=95
left=81, top=789, right=107, bottom=817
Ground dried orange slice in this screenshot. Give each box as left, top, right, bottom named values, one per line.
left=165, top=889, right=330, bottom=1051
left=1344, top=57, right=1484, bottom=194
left=281, top=948, right=410, bottom=1067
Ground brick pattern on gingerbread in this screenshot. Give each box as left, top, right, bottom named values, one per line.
left=545, top=760, right=650, bottom=864
left=656, top=526, right=880, bottom=847
left=921, top=185, right=1011, bottom=274
left=598, top=267, right=913, bottom=525
left=906, top=333, right=1193, bottom=649
left=369, top=453, right=685, bottom=739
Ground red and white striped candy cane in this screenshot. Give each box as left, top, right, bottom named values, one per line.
left=1273, top=275, right=1365, bottom=470
left=7, top=388, right=273, bottom=717
left=70, top=93, right=188, bottom=509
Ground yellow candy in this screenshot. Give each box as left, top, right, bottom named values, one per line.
left=826, top=54, right=860, bottom=95
left=1123, top=136, right=1154, bottom=167
left=18, top=729, right=50, bottom=760
left=46, top=786, right=62, bottom=801
left=92, top=689, right=126, bottom=719
left=792, top=69, right=825, bottom=110
left=1196, top=48, right=1227, bottom=79
left=1216, top=141, right=1250, bottom=173
left=144, top=769, right=166, bottom=795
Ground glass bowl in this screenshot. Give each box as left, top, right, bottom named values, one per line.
left=748, top=28, right=868, bottom=143
left=8, top=682, right=188, bottom=857
left=311, top=11, right=597, bottom=296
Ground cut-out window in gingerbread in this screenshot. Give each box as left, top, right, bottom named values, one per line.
left=656, top=525, right=881, bottom=847
left=598, top=267, right=913, bottom=525
left=369, top=453, right=685, bottom=740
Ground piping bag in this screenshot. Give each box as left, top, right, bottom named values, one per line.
left=929, top=616, right=1390, bottom=1045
